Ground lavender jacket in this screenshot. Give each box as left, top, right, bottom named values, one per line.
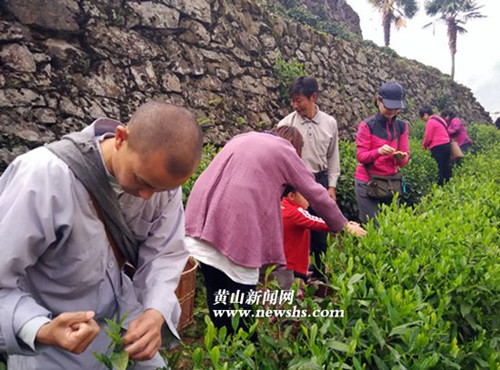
left=185, top=132, right=348, bottom=268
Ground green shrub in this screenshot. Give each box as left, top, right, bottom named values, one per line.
left=182, top=144, right=218, bottom=204
left=379, top=46, right=399, bottom=58
left=273, top=56, right=306, bottom=106
left=320, top=19, right=356, bottom=41
left=408, top=119, right=426, bottom=142
left=271, top=0, right=357, bottom=42
left=286, top=6, right=319, bottom=28
left=179, top=145, right=500, bottom=368
left=466, top=123, right=500, bottom=154
left=336, top=140, right=358, bottom=221
left=400, top=139, right=437, bottom=205
left=431, top=91, right=454, bottom=112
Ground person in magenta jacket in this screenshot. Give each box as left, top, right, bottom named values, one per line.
left=420, top=106, right=451, bottom=186
left=184, top=127, right=366, bottom=334
left=355, top=81, right=410, bottom=224
left=441, top=109, right=472, bottom=153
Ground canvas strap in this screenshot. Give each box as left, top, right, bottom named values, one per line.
left=89, top=192, right=136, bottom=278
left=433, top=115, right=452, bottom=140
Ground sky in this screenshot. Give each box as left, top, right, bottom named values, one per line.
left=345, top=0, right=500, bottom=119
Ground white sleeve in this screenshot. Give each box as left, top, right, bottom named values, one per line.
left=17, top=316, right=52, bottom=351
left=327, top=118, right=341, bottom=187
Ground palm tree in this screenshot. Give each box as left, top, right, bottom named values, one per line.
left=367, top=0, right=418, bottom=47
left=424, top=0, right=485, bottom=80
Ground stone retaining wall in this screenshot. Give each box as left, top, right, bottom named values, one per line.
left=0, top=0, right=490, bottom=172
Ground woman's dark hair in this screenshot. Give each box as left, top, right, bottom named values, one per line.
left=373, top=94, right=382, bottom=110
left=441, top=109, right=455, bottom=119
left=271, top=125, right=304, bottom=157
left=289, top=76, right=319, bottom=99
left=419, top=106, right=434, bottom=118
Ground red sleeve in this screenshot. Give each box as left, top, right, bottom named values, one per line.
left=356, top=122, right=380, bottom=164
left=287, top=207, right=331, bottom=232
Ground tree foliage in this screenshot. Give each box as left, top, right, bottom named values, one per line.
left=424, top=0, right=485, bottom=80
left=367, top=0, right=418, bottom=46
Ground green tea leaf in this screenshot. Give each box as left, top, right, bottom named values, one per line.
left=109, top=351, right=128, bottom=370
left=326, top=340, right=349, bottom=352
left=210, top=346, right=220, bottom=366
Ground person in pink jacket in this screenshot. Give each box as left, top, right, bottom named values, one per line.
left=441, top=109, right=472, bottom=153
left=355, top=81, right=410, bottom=224
left=420, top=106, right=451, bottom=186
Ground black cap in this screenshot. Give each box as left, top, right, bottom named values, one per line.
left=379, top=82, right=406, bottom=109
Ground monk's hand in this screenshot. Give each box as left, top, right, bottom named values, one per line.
left=123, top=309, right=165, bottom=361
left=36, top=311, right=99, bottom=353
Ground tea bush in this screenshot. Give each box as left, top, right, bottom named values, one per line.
left=408, top=120, right=426, bottom=142
left=335, top=140, right=358, bottom=220
left=399, top=140, right=437, bottom=206
left=466, top=123, right=500, bottom=154
left=179, top=144, right=499, bottom=369
left=182, top=144, right=218, bottom=204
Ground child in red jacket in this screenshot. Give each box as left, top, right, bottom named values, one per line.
left=281, top=186, right=331, bottom=281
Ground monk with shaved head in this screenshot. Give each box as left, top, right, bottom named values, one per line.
left=0, top=102, right=202, bottom=368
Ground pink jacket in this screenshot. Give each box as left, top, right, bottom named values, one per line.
left=422, top=115, right=450, bottom=150
left=447, top=117, right=471, bottom=147
left=355, top=114, right=410, bottom=182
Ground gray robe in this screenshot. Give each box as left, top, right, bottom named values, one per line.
left=0, top=123, right=188, bottom=369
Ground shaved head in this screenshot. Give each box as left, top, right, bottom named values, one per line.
left=127, top=102, right=203, bottom=178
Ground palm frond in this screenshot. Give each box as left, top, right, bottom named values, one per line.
left=395, top=17, right=407, bottom=29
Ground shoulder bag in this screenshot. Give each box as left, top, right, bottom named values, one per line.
left=449, top=139, right=464, bottom=162
left=364, top=120, right=404, bottom=201
left=365, top=170, right=403, bottom=201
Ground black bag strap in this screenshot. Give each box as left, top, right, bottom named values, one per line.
left=433, top=115, right=451, bottom=140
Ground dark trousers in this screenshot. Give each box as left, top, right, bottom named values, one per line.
left=293, top=271, right=308, bottom=282
left=200, top=263, right=256, bottom=336
left=452, top=142, right=471, bottom=166
left=460, top=142, right=471, bottom=154
left=431, top=143, right=452, bottom=186
left=309, top=171, right=329, bottom=280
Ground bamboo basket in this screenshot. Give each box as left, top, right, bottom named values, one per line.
left=175, top=256, right=198, bottom=332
